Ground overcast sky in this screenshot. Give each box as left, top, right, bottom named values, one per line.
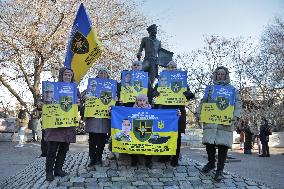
left=135, top=0, right=284, bottom=54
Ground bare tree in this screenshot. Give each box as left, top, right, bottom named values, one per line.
left=0, top=0, right=148, bottom=108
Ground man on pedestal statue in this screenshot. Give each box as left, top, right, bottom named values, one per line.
left=137, top=24, right=161, bottom=86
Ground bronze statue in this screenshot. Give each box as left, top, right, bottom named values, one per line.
left=137, top=24, right=161, bottom=86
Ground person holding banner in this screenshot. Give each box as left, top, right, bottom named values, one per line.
left=195, top=66, right=242, bottom=182
left=44, top=67, right=79, bottom=181
left=85, top=68, right=112, bottom=167
left=153, top=61, right=195, bottom=167
left=130, top=94, right=153, bottom=168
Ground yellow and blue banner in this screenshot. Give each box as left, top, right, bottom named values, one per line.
left=42, top=81, right=79, bottom=129
left=120, top=71, right=148, bottom=103
left=111, top=106, right=178, bottom=155
left=64, top=3, right=103, bottom=82
left=154, top=71, right=187, bottom=105
left=200, top=85, right=236, bottom=125
left=84, top=78, right=117, bottom=118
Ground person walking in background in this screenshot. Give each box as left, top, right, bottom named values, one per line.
left=244, top=120, right=253, bottom=154
left=195, top=66, right=242, bottom=182
left=15, top=106, right=29, bottom=148
left=238, top=119, right=245, bottom=151
left=259, top=117, right=271, bottom=157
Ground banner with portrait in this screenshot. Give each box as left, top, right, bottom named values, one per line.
left=111, top=106, right=178, bottom=155
left=120, top=71, right=148, bottom=103
left=200, top=85, right=236, bottom=125
left=42, top=81, right=79, bottom=129
left=84, top=78, right=117, bottom=118
left=154, top=71, right=188, bottom=105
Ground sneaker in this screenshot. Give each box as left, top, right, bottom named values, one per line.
left=15, top=144, right=24, bottom=148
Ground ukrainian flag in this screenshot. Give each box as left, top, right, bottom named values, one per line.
left=64, top=3, right=102, bottom=82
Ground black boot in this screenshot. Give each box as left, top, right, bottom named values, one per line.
left=214, top=169, right=223, bottom=182
left=202, top=144, right=216, bottom=173
left=145, top=156, right=152, bottom=169
left=54, top=154, right=67, bottom=177
left=54, top=144, right=68, bottom=177
left=46, top=156, right=55, bottom=181
left=201, top=162, right=215, bottom=173
left=131, top=155, right=138, bottom=166
left=170, top=156, right=179, bottom=167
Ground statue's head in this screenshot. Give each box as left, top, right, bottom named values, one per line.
left=147, top=24, right=157, bottom=36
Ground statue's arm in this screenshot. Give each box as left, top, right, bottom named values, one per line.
left=137, top=38, right=146, bottom=59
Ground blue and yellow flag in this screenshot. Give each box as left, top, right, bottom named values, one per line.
left=120, top=70, right=148, bottom=103
left=200, top=85, right=236, bottom=125
left=111, top=106, right=178, bottom=155
left=84, top=78, right=117, bottom=118
left=41, top=81, right=79, bottom=129
left=64, top=3, right=103, bottom=82
left=154, top=71, right=188, bottom=105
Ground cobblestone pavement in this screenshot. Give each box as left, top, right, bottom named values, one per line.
left=0, top=151, right=275, bottom=189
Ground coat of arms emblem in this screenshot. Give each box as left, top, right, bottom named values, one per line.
left=133, top=119, right=153, bottom=142
left=216, top=96, right=229, bottom=110
left=59, top=96, right=73, bottom=112
left=100, top=91, right=112, bottom=105
left=71, top=31, right=89, bottom=54
left=171, top=81, right=182, bottom=93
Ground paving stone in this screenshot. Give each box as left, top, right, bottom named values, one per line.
left=143, top=177, right=159, bottom=182
left=164, top=185, right=180, bottom=189
left=58, top=181, right=73, bottom=187
left=70, top=177, right=85, bottom=182
left=246, top=181, right=259, bottom=186
left=235, top=181, right=248, bottom=187
left=93, top=172, right=108, bottom=178
left=147, top=181, right=164, bottom=186
left=213, top=182, right=227, bottom=187
left=132, top=181, right=148, bottom=186
left=151, top=186, right=164, bottom=189
left=84, top=181, right=99, bottom=188
left=137, top=185, right=152, bottom=189
left=159, top=177, right=173, bottom=182
left=85, top=178, right=97, bottom=182
left=0, top=151, right=276, bottom=189
left=111, top=177, right=127, bottom=182
left=246, top=186, right=261, bottom=189
left=164, top=181, right=179, bottom=186
left=98, top=181, right=113, bottom=187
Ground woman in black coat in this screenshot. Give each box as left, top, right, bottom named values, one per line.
left=259, top=117, right=271, bottom=157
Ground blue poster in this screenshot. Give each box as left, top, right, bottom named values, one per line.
left=155, top=71, right=188, bottom=105
left=200, top=85, right=236, bottom=125
left=42, top=81, right=79, bottom=128
left=85, top=78, right=117, bottom=118
left=111, top=106, right=178, bottom=155
left=120, top=71, right=148, bottom=103
left=203, top=85, right=235, bottom=105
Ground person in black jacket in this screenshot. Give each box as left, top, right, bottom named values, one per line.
left=243, top=120, right=253, bottom=154
left=259, top=117, right=271, bottom=157
left=153, top=60, right=195, bottom=166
